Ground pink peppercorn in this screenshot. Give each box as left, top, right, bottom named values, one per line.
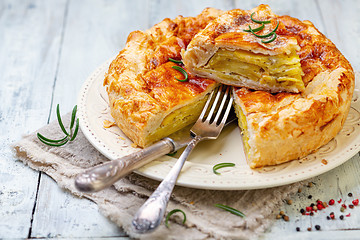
left=329, top=199, right=335, bottom=205
left=346, top=213, right=351, bottom=217
left=306, top=206, right=312, bottom=212
left=352, top=199, right=359, bottom=206
left=317, top=204, right=323, bottom=210
left=342, top=204, right=347, bottom=209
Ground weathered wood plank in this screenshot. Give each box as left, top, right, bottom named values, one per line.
left=30, top=0, right=151, bottom=237
left=0, top=0, right=67, bottom=238
left=317, top=0, right=360, bottom=70
left=148, top=0, right=235, bottom=27
left=234, top=0, right=326, bottom=32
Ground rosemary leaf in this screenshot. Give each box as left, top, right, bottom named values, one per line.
left=250, top=12, right=271, bottom=24
left=243, top=23, right=264, bottom=33
left=70, top=118, right=80, bottom=141
left=214, top=204, right=245, bottom=218
left=37, top=136, right=69, bottom=147
left=261, top=33, right=277, bottom=43
left=249, top=21, right=279, bottom=38
left=165, top=209, right=186, bottom=228
left=57, top=104, right=69, bottom=136
left=70, top=105, right=77, bottom=129
left=37, top=133, right=68, bottom=143
left=213, top=162, right=235, bottom=175
left=168, top=58, right=183, bottom=64
left=172, top=66, right=188, bottom=82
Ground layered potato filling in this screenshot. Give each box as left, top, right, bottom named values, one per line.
left=233, top=102, right=250, bottom=155
left=145, top=95, right=208, bottom=144
left=203, top=48, right=304, bottom=92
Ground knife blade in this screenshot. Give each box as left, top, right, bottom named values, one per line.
left=75, top=110, right=237, bottom=192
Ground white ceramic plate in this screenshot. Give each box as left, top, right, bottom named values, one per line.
left=78, top=60, right=360, bottom=190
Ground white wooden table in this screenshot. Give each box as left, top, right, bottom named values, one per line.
left=1, top=0, right=359, bottom=239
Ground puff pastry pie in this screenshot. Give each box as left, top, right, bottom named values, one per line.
left=184, top=5, right=354, bottom=168
left=105, top=5, right=354, bottom=169
left=104, top=8, right=222, bottom=147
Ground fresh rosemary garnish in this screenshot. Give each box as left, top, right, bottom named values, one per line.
left=243, top=23, right=264, bottom=33
left=169, top=58, right=183, bottom=64
left=248, top=21, right=279, bottom=38
left=172, top=65, right=188, bottom=82
left=250, top=12, right=271, bottom=24
left=261, top=32, right=277, bottom=43
left=165, top=209, right=186, bottom=228
left=213, top=162, right=235, bottom=175
left=244, top=12, right=279, bottom=43
left=37, top=104, right=79, bottom=147
left=214, top=204, right=245, bottom=218
left=169, top=57, right=188, bottom=82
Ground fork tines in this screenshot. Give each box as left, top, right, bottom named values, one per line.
left=198, top=85, right=233, bottom=126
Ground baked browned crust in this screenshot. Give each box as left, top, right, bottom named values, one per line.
left=229, top=5, right=354, bottom=168
left=104, top=8, right=222, bottom=147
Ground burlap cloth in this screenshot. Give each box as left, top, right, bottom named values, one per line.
left=13, top=113, right=304, bottom=240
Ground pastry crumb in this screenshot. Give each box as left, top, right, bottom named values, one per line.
left=321, top=159, right=328, bottom=165
left=103, top=120, right=116, bottom=128
left=131, top=143, right=138, bottom=148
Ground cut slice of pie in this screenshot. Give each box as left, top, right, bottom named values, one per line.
left=182, top=5, right=305, bottom=93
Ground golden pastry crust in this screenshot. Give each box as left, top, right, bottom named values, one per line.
left=182, top=5, right=306, bottom=93
left=104, top=8, right=222, bottom=147
left=230, top=6, right=354, bottom=168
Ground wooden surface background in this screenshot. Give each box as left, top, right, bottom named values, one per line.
left=1, top=0, right=360, bottom=239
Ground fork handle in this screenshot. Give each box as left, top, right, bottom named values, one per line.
left=74, top=138, right=175, bottom=192
left=132, top=136, right=201, bottom=233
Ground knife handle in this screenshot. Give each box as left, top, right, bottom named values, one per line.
left=74, top=138, right=175, bottom=192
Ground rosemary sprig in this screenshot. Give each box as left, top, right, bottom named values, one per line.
left=243, top=23, right=265, bottom=33
left=248, top=21, right=279, bottom=39
left=168, top=58, right=183, bottom=64
left=165, top=209, right=187, bottom=228
left=244, top=12, right=279, bottom=43
left=261, top=32, right=277, bottom=43
left=169, top=57, right=188, bottom=82
left=250, top=12, right=271, bottom=24
left=172, top=65, right=188, bottom=82
left=213, top=162, right=235, bottom=175
left=214, top=204, right=246, bottom=218
left=37, top=104, right=79, bottom=147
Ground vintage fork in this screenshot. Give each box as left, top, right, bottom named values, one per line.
left=132, top=85, right=233, bottom=233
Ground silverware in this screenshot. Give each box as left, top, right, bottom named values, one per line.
left=74, top=101, right=236, bottom=193
left=132, top=85, right=233, bottom=233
